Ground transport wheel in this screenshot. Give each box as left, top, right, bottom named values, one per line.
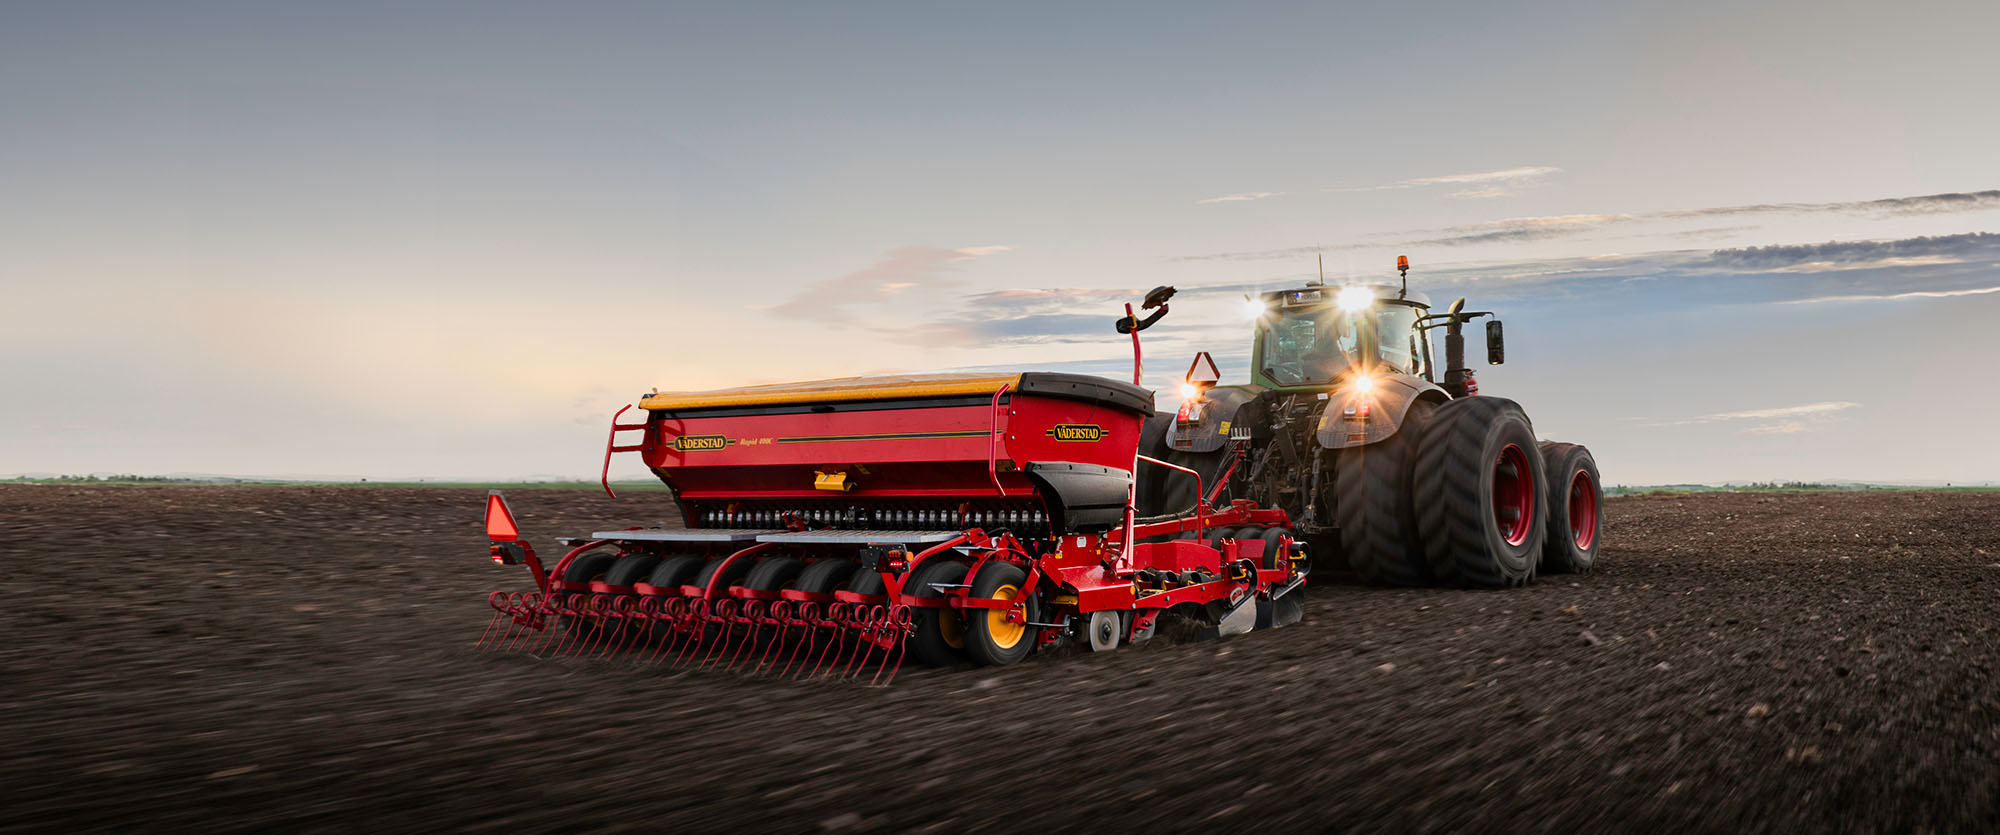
left=642, top=555, right=706, bottom=642
left=1335, top=400, right=1438, bottom=587
left=1085, top=610, right=1121, bottom=652
left=599, top=554, right=662, bottom=646
left=964, top=562, right=1039, bottom=667
left=558, top=552, right=620, bottom=635
left=1414, top=397, right=1547, bottom=588
left=1537, top=442, right=1603, bottom=574
left=1259, top=527, right=1291, bottom=570
left=903, top=559, right=970, bottom=667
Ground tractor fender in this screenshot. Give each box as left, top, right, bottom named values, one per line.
left=1314, top=373, right=1450, bottom=450
left=1164, top=386, right=1260, bottom=454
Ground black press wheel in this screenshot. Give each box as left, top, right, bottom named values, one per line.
left=1414, top=397, right=1547, bottom=588
left=641, top=555, right=706, bottom=642
left=599, top=554, right=663, bottom=646
left=903, top=559, right=970, bottom=667
left=1537, top=442, right=1603, bottom=574
left=558, top=552, right=620, bottom=635
left=964, top=562, right=1039, bottom=667
left=793, top=559, right=854, bottom=597
left=1335, top=399, right=1438, bottom=587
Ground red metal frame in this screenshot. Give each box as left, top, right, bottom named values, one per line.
left=601, top=405, right=651, bottom=498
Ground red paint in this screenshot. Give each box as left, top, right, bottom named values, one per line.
left=1493, top=443, right=1536, bottom=547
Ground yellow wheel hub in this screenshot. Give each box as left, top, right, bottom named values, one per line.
left=985, top=584, right=1025, bottom=650
left=938, top=607, right=965, bottom=649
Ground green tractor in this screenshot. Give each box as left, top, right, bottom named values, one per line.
left=1136, top=257, right=1602, bottom=588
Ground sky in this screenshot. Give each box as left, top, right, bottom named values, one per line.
left=4, top=0, right=1998, bottom=485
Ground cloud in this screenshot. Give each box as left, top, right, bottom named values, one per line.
left=1648, top=401, right=1860, bottom=434
left=1197, top=191, right=1285, bottom=205
left=1447, top=187, right=1508, bottom=199
left=1167, top=187, right=2000, bottom=262
left=1781, top=284, right=2000, bottom=304
left=1661, top=189, right=2000, bottom=220
left=1710, top=233, right=2000, bottom=272
left=768, top=245, right=1011, bottom=323
left=1394, top=166, right=1563, bottom=187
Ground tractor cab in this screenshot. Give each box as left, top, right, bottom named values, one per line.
left=1250, top=284, right=1435, bottom=388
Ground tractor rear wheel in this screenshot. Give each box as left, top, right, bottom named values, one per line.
left=558, top=552, right=619, bottom=636
left=1414, top=397, right=1547, bottom=588
left=1537, top=442, right=1603, bottom=574
left=1335, top=400, right=1438, bottom=586
left=964, top=562, right=1038, bottom=667
left=904, top=559, right=970, bottom=667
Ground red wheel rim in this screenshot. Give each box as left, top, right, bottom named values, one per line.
left=1492, top=444, right=1535, bottom=547
left=1568, top=469, right=1598, bottom=550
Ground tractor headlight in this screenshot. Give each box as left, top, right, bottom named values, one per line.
left=1180, top=382, right=1201, bottom=401
left=1352, top=374, right=1375, bottom=396
left=1337, top=286, right=1373, bottom=312
left=1240, top=296, right=1268, bottom=320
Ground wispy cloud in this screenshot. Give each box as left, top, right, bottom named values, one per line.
left=1782, top=284, right=2000, bottom=304
left=1197, top=191, right=1285, bottom=205
left=1648, top=401, right=1860, bottom=434
left=1711, top=232, right=2000, bottom=272
left=768, top=245, right=1011, bottom=323
left=1394, top=166, right=1563, bottom=187
left=1168, top=188, right=2000, bottom=262
left=1201, top=166, right=1563, bottom=208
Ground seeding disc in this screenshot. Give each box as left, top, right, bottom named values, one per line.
left=1085, top=610, right=1120, bottom=652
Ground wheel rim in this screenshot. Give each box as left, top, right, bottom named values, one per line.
left=985, top=584, right=1025, bottom=650
left=1569, top=469, right=1598, bottom=550
left=938, top=606, right=965, bottom=649
left=1491, top=444, right=1535, bottom=547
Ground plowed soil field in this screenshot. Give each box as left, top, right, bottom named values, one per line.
left=3, top=485, right=1996, bottom=832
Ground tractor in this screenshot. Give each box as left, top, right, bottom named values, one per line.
left=1138, top=256, right=1602, bottom=587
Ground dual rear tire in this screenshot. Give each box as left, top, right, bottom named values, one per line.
left=1414, top=396, right=1548, bottom=587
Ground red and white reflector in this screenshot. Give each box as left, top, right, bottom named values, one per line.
left=485, top=491, right=520, bottom=541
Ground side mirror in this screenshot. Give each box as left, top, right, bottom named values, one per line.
left=1485, top=320, right=1505, bottom=365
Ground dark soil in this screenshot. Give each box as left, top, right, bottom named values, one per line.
left=3, top=485, right=1996, bottom=832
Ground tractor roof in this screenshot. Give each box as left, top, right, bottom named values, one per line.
left=1262, top=283, right=1431, bottom=308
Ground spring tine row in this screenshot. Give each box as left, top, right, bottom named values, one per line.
left=476, top=583, right=914, bottom=685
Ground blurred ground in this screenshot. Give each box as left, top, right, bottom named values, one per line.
left=2, top=485, right=1996, bottom=832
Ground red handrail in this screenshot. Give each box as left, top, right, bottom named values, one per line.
left=1135, top=453, right=1207, bottom=536
left=600, top=404, right=651, bottom=498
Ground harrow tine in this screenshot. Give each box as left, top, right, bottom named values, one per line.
left=871, top=606, right=914, bottom=687
left=780, top=602, right=818, bottom=678
left=478, top=592, right=516, bottom=648
left=707, top=599, right=747, bottom=670
left=513, top=593, right=556, bottom=652
left=844, top=605, right=884, bottom=679
left=807, top=602, right=848, bottom=679
left=751, top=601, right=788, bottom=676
left=597, top=596, right=637, bottom=659
left=727, top=601, right=762, bottom=669
left=654, top=598, right=693, bottom=665
left=679, top=599, right=717, bottom=667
